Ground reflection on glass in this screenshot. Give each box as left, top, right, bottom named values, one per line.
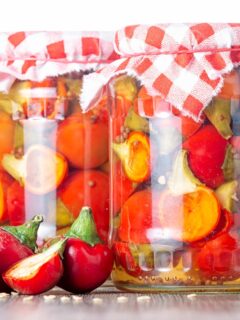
left=23, top=119, right=58, bottom=239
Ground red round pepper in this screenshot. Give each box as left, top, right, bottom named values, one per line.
left=183, top=125, right=228, bottom=188
left=197, top=233, right=239, bottom=279
left=3, top=239, right=65, bottom=295
left=0, top=215, right=43, bottom=292
left=58, top=170, right=109, bottom=243
left=7, top=181, right=25, bottom=226
left=59, top=207, right=114, bottom=293
left=118, top=189, right=154, bottom=244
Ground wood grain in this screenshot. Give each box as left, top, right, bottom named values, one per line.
left=1, top=281, right=240, bottom=320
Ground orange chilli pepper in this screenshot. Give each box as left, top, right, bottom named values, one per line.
left=158, top=186, right=221, bottom=243
left=0, top=111, right=15, bottom=171
left=57, top=111, right=108, bottom=169
left=0, top=172, right=13, bottom=224
left=112, top=131, right=150, bottom=183
left=118, top=189, right=154, bottom=244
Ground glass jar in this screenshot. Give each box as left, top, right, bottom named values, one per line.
left=109, top=70, right=240, bottom=292
left=0, top=31, right=117, bottom=241
left=0, top=75, right=109, bottom=240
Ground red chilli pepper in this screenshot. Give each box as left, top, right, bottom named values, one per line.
left=0, top=215, right=43, bottom=292
left=212, top=209, right=234, bottom=238
left=183, top=125, right=228, bottom=188
left=7, top=181, right=25, bottom=226
left=114, top=241, right=142, bottom=277
left=58, top=207, right=114, bottom=294
left=3, top=239, right=66, bottom=295
left=197, top=233, right=239, bottom=279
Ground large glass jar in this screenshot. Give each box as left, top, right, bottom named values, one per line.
left=109, top=70, right=240, bottom=292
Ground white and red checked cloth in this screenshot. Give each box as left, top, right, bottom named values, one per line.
left=0, top=31, right=119, bottom=93
left=81, top=23, right=240, bottom=121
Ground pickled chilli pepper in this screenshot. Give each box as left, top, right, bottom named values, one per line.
left=58, top=206, right=114, bottom=294
left=112, top=131, right=151, bottom=183
left=0, top=215, right=43, bottom=292
left=114, top=241, right=142, bottom=277
left=3, top=239, right=66, bottom=295
left=183, top=125, right=228, bottom=189
left=197, top=233, right=239, bottom=279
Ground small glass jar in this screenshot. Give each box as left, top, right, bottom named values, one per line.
left=0, top=32, right=116, bottom=241
left=0, top=75, right=110, bottom=240
left=109, top=70, right=240, bottom=292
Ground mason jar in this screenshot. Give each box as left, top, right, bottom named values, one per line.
left=0, top=32, right=116, bottom=241
left=109, top=69, right=240, bottom=292
left=57, top=23, right=240, bottom=292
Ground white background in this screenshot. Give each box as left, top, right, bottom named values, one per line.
left=0, top=0, right=239, bottom=31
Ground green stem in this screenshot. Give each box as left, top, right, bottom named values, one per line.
left=2, top=215, right=43, bottom=252
left=44, top=238, right=67, bottom=259
left=66, top=207, right=101, bottom=246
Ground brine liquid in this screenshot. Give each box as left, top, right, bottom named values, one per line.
left=112, top=241, right=240, bottom=292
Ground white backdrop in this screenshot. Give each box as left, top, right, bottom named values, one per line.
left=0, top=0, right=239, bottom=31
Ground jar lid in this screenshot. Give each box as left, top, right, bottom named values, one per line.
left=81, top=23, right=240, bottom=121
left=0, top=31, right=119, bottom=93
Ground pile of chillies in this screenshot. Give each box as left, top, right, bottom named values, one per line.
left=111, top=69, right=240, bottom=284
left=0, top=207, right=113, bottom=295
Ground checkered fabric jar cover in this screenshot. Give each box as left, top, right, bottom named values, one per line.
left=0, top=31, right=119, bottom=93
left=81, top=23, right=240, bottom=121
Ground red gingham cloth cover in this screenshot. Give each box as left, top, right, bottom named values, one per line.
left=0, top=31, right=119, bottom=93
left=81, top=23, right=240, bottom=121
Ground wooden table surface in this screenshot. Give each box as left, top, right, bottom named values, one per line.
left=1, top=281, right=240, bottom=320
